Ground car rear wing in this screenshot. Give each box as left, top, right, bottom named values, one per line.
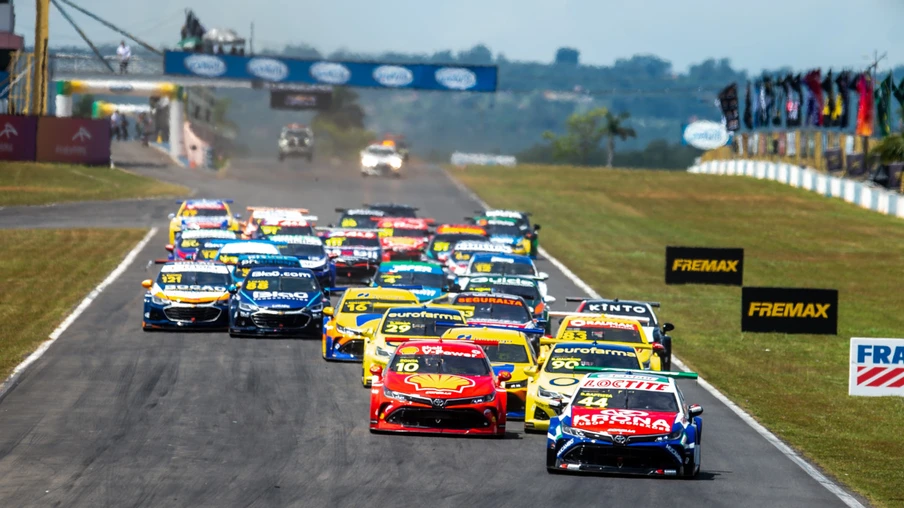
left=247, top=206, right=310, bottom=214
left=572, top=366, right=698, bottom=379
left=548, top=310, right=651, bottom=324
left=564, top=297, right=661, bottom=308
left=376, top=284, right=426, bottom=291
left=461, top=324, right=546, bottom=336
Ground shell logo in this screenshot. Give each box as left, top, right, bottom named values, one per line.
left=405, top=374, right=475, bottom=393
left=398, top=346, right=420, bottom=355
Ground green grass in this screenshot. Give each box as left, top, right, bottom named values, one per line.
left=451, top=164, right=904, bottom=507
left=0, top=162, right=189, bottom=206
left=0, top=229, right=149, bottom=383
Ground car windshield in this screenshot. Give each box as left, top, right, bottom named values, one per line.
left=468, top=283, right=541, bottom=303
left=544, top=346, right=642, bottom=373
left=563, top=325, right=643, bottom=344
left=572, top=387, right=678, bottom=412
left=486, top=223, right=523, bottom=236
left=380, top=313, right=466, bottom=337
left=339, top=214, right=380, bottom=228
left=324, top=236, right=380, bottom=248
left=373, top=207, right=417, bottom=218
left=366, top=147, right=396, bottom=156
left=476, top=342, right=530, bottom=363
left=236, top=262, right=298, bottom=279
left=278, top=244, right=325, bottom=257
left=453, top=297, right=532, bottom=323
left=284, top=129, right=309, bottom=137
left=180, top=207, right=227, bottom=217
left=470, top=260, right=535, bottom=276
left=178, top=237, right=224, bottom=249
left=376, top=271, right=445, bottom=287
left=244, top=273, right=319, bottom=293
left=390, top=228, right=428, bottom=238
left=339, top=298, right=414, bottom=314
left=156, top=270, right=231, bottom=288
left=389, top=353, right=490, bottom=376
left=428, top=234, right=486, bottom=254
left=259, top=225, right=314, bottom=237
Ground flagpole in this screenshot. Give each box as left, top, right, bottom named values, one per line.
left=863, top=50, right=887, bottom=167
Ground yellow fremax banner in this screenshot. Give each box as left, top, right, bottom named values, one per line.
left=57, top=80, right=182, bottom=98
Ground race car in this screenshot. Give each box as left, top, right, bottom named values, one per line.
left=192, top=238, right=243, bottom=262
left=444, top=292, right=546, bottom=350
left=442, top=326, right=538, bottom=419
left=546, top=369, right=703, bottom=477
left=277, top=124, right=314, bottom=162
left=364, top=203, right=419, bottom=218
left=270, top=234, right=336, bottom=291
left=371, top=261, right=449, bottom=302
left=361, top=306, right=467, bottom=387
left=251, top=218, right=317, bottom=240
left=241, top=207, right=313, bottom=239
left=561, top=298, right=675, bottom=371
left=333, top=208, right=386, bottom=229
left=421, top=227, right=487, bottom=264
left=213, top=240, right=282, bottom=269
left=322, top=287, right=421, bottom=361
left=378, top=135, right=410, bottom=161
left=471, top=210, right=540, bottom=258
left=168, top=199, right=241, bottom=244
left=319, top=228, right=386, bottom=282
left=163, top=229, right=238, bottom=261
left=523, top=342, right=643, bottom=433
left=375, top=218, right=433, bottom=260
left=543, top=315, right=664, bottom=372
left=360, top=144, right=404, bottom=177
left=368, top=340, right=508, bottom=437
left=231, top=254, right=304, bottom=284
left=455, top=275, right=555, bottom=333
left=456, top=252, right=549, bottom=299
left=444, top=240, right=514, bottom=276
left=141, top=262, right=232, bottom=330
left=481, top=218, right=532, bottom=255
left=228, top=266, right=325, bottom=338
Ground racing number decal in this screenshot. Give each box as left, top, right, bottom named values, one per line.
left=344, top=301, right=369, bottom=312
left=219, top=255, right=238, bottom=264
left=380, top=274, right=402, bottom=284
left=459, top=307, right=475, bottom=318
left=378, top=228, right=393, bottom=237
left=551, top=359, right=580, bottom=370
left=325, top=238, right=346, bottom=247
left=340, top=218, right=357, bottom=228
left=200, top=250, right=218, bottom=259
left=181, top=239, right=200, bottom=248
left=474, top=263, right=493, bottom=273
left=433, top=241, right=450, bottom=252
left=453, top=252, right=470, bottom=261
left=395, top=361, right=419, bottom=372
left=561, top=330, right=587, bottom=341
left=576, top=394, right=611, bottom=408
left=245, top=280, right=270, bottom=290
left=384, top=321, right=412, bottom=333
left=180, top=209, right=197, bottom=217
left=161, top=273, right=182, bottom=284
left=260, top=225, right=280, bottom=235
left=240, top=267, right=251, bottom=277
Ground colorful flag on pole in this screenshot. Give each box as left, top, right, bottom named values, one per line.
left=855, top=73, right=874, bottom=137
left=875, top=73, right=893, bottom=137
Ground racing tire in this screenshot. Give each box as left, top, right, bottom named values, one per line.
left=682, top=445, right=700, bottom=479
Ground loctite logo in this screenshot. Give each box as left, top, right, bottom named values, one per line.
left=671, top=259, right=738, bottom=272
left=747, top=302, right=831, bottom=318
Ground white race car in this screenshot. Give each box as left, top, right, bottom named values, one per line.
left=360, top=144, right=403, bottom=177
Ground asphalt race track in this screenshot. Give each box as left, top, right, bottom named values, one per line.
left=0, top=146, right=853, bottom=507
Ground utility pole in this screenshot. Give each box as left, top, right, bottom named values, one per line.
left=249, top=22, right=254, bottom=55
left=32, top=0, right=50, bottom=115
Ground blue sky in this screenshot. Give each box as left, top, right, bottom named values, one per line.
left=14, top=0, right=904, bottom=73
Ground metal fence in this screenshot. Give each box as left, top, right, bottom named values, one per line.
left=49, top=53, right=164, bottom=77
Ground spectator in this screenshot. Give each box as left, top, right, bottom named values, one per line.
left=110, top=110, right=121, bottom=140
left=121, top=115, right=130, bottom=141
left=229, top=46, right=237, bottom=55
left=117, top=40, right=131, bottom=74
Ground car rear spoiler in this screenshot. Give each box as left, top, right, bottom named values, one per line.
left=564, top=297, right=661, bottom=308
left=547, top=311, right=651, bottom=324
left=247, top=206, right=309, bottom=214
left=379, top=284, right=426, bottom=291
left=461, top=324, right=546, bottom=335
left=572, top=366, right=698, bottom=379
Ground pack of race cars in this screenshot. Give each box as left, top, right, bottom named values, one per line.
left=142, top=198, right=704, bottom=477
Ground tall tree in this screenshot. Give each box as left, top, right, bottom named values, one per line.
left=72, top=94, right=95, bottom=118
left=542, top=107, right=609, bottom=165
left=554, top=47, right=580, bottom=65
left=603, top=111, right=637, bottom=167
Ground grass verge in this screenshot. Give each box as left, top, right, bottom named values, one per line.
left=0, top=229, right=148, bottom=383
left=0, top=161, right=189, bottom=206
left=450, top=164, right=904, bottom=507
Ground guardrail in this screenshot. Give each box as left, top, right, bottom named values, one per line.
left=50, top=53, right=163, bottom=76
left=688, top=159, right=904, bottom=220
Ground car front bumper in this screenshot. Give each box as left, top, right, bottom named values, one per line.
left=143, top=301, right=229, bottom=330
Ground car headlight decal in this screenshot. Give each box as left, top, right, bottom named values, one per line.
left=151, top=294, right=169, bottom=305
left=239, top=302, right=258, bottom=312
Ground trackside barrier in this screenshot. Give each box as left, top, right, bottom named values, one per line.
left=450, top=152, right=517, bottom=167
left=688, top=159, right=904, bottom=221
left=0, top=114, right=110, bottom=165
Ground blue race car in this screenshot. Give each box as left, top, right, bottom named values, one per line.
left=546, top=369, right=703, bottom=478
left=370, top=261, right=449, bottom=302
left=228, top=266, right=326, bottom=338
left=232, top=254, right=305, bottom=284
left=163, top=229, right=239, bottom=261
left=271, top=234, right=336, bottom=290
left=141, top=262, right=232, bottom=330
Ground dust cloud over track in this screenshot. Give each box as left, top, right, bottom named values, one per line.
left=0, top=149, right=850, bottom=507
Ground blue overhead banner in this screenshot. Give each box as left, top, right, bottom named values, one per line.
left=163, top=51, right=498, bottom=92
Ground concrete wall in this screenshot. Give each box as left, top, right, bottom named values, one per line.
left=183, top=121, right=210, bottom=169
left=688, top=159, right=904, bottom=220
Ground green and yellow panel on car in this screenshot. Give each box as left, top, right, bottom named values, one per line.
left=321, top=287, right=420, bottom=362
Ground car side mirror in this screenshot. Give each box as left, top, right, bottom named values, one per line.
left=369, top=365, right=383, bottom=377
left=442, top=285, right=451, bottom=292
left=227, top=284, right=238, bottom=294
left=234, top=214, right=242, bottom=219
left=688, top=404, right=703, bottom=417
left=497, top=371, right=512, bottom=383
left=549, top=399, right=566, bottom=409
left=165, top=244, right=174, bottom=252
left=141, top=279, right=153, bottom=289
left=362, top=327, right=374, bottom=337
left=537, top=271, right=549, bottom=280
left=534, top=224, right=541, bottom=231
left=544, top=295, right=557, bottom=304
left=168, top=213, right=175, bottom=219
left=323, top=306, right=334, bottom=317
left=235, top=281, right=244, bottom=288
left=662, top=322, right=675, bottom=333
left=523, top=365, right=538, bottom=376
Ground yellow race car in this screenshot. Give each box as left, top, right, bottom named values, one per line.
left=168, top=199, right=241, bottom=244
left=543, top=315, right=664, bottom=371
left=321, top=287, right=420, bottom=362
left=523, top=341, right=643, bottom=433
left=360, top=306, right=467, bottom=387
left=441, top=326, right=537, bottom=419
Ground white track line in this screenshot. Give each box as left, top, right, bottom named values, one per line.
left=440, top=167, right=864, bottom=508
left=0, top=227, right=159, bottom=401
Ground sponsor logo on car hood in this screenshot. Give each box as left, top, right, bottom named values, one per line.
left=244, top=289, right=321, bottom=310
left=569, top=407, right=677, bottom=436
left=385, top=371, right=495, bottom=398
left=154, top=284, right=228, bottom=303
